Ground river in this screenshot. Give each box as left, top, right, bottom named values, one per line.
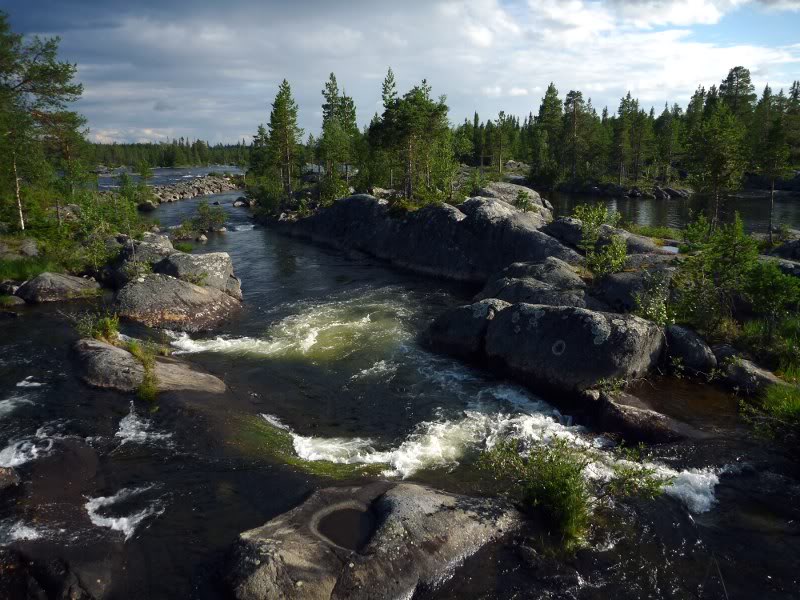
left=1, top=173, right=799, bottom=598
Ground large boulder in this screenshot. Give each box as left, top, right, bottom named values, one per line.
left=154, top=251, right=242, bottom=300
left=485, top=304, right=664, bottom=393
left=426, top=298, right=510, bottom=360
left=542, top=217, right=668, bottom=255
left=110, top=233, right=177, bottom=288
left=475, top=181, right=553, bottom=217
left=115, top=274, right=240, bottom=332
left=15, top=272, right=99, bottom=303
left=277, top=195, right=580, bottom=284
left=74, top=338, right=225, bottom=394
left=594, top=391, right=688, bottom=443
left=712, top=347, right=785, bottom=396
left=541, top=216, right=583, bottom=247
left=227, top=482, right=521, bottom=600
left=593, top=268, right=674, bottom=313
left=665, top=325, right=717, bottom=375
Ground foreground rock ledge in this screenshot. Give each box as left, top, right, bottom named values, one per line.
left=74, top=338, right=226, bottom=394
left=227, top=482, right=521, bottom=600
left=115, top=273, right=240, bottom=332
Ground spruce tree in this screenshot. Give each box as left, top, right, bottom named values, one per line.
left=267, top=79, right=303, bottom=196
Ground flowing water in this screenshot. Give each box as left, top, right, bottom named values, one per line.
left=1, top=174, right=799, bottom=598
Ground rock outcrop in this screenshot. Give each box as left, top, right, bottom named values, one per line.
left=115, top=273, right=240, bottom=332
left=665, top=325, right=717, bottom=375
left=149, top=175, right=240, bottom=204
left=74, top=338, right=226, bottom=394
left=594, top=391, right=689, bottom=443
left=227, top=482, right=521, bottom=600
left=15, top=272, right=100, bottom=303
left=274, top=194, right=580, bottom=283
left=426, top=298, right=510, bottom=360
left=712, top=346, right=786, bottom=395
left=108, top=232, right=177, bottom=288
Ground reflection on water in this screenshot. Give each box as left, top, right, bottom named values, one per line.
left=547, top=191, right=800, bottom=232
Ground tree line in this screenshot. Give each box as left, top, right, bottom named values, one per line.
left=247, top=65, right=799, bottom=215
left=89, top=138, right=250, bottom=169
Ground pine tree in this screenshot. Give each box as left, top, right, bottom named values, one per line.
left=720, top=66, right=757, bottom=122
left=757, top=117, right=791, bottom=243
left=267, top=79, right=303, bottom=196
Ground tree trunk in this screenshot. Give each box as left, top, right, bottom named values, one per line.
left=406, top=138, right=414, bottom=199
left=769, top=177, right=775, bottom=245
left=12, top=151, right=25, bottom=231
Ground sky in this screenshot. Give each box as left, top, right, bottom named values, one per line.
left=5, top=0, right=800, bottom=144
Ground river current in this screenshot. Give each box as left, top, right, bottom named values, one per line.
left=1, top=171, right=798, bottom=598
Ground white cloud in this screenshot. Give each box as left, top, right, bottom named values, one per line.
left=19, top=0, right=799, bottom=142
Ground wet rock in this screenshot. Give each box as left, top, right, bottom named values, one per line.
left=154, top=251, right=242, bottom=300
left=276, top=194, right=580, bottom=284
left=485, top=305, right=664, bottom=393
left=15, top=273, right=100, bottom=303
left=73, top=338, right=226, bottom=394
left=109, top=233, right=177, bottom=288
left=115, top=273, right=240, bottom=332
left=197, top=234, right=208, bottom=243
left=0, top=548, right=95, bottom=600
left=137, top=200, right=158, bottom=212
left=426, top=298, right=510, bottom=360
left=595, top=391, right=687, bottom=443
left=665, top=325, right=717, bottom=375
left=227, top=482, right=521, bottom=600
left=773, top=238, right=800, bottom=261
left=233, top=200, right=248, bottom=207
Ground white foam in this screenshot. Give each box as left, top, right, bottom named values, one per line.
left=16, top=376, right=44, bottom=388
left=0, top=520, right=42, bottom=544
left=115, top=402, right=173, bottom=446
left=350, top=360, right=398, bottom=382
left=0, top=394, right=34, bottom=419
left=662, top=467, right=722, bottom=513
left=85, top=486, right=165, bottom=541
left=0, top=424, right=59, bottom=468
left=232, top=224, right=255, bottom=231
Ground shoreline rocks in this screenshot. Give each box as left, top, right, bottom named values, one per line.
left=227, top=482, right=520, bottom=600
left=149, top=175, right=241, bottom=205
left=74, top=338, right=226, bottom=394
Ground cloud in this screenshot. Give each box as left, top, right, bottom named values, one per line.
left=4, top=0, right=800, bottom=143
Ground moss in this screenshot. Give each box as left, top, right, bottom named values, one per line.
left=173, top=241, right=193, bottom=253
left=0, top=295, right=18, bottom=307
left=233, top=416, right=387, bottom=479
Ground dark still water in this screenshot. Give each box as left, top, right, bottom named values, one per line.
left=547, top=190, right=800, bottom=233
left=1, top=193, right=799, bottom=598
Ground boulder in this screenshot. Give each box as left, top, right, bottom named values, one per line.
left=110, top=233, right=177, bottom=287
left=154, top=251, right=242, bottom=300
left=18, top=238, right=38, bottom=257
left=772, top=239, right=800, bottom=261
left=74, top=338, right=226, bottom=394
left=0, top=549, right=95, bottom=600
left=595, top=392, right=687, bottom=443
left=1, top=295, right=25, bottom=306
left=543, top=217, right=668, bottom=255
left=488, top=257, right=586, bottom=289
left=227, top=482, right=520, bottom=600
left=713, top=348, right=785, bottom=396
left=485, top=304, right=664, bottom=393
left=541, top=217, right=583, bottom=247
left=233, top=200, right=248, bottom=207
left=476, top=181, right=553, bottom=214
left=593, top=268, right=674, bottom=313
left=278, top=195, right=580, bottom=284
left=15, top=272, right=100, bottom=303
left=115, top=274, right=240, bottom=332
left=665, top=325, right=717, bottom=375
left=426, top=298, right=510, bottom=360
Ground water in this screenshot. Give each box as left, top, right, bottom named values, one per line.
left=1, top=190, right=799, bottom=598
left=96, top=165, right=243, bottom=191
left=547, top=190, right=800, bottom=233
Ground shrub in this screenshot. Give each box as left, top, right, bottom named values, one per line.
left=76, top=312, right=120, bottom=343
left=573, top=204, right=627, bottom=278
left=744, top=261, right=800, bottom=342
left=480, top=439, right=591, bottom=544
left=173, top=242, right=193, bottom=253
left=622, top=223, right=681, bottom=241
left=515, top=189, right=533, bottom=212
left=634, top=271, right=674, bottom=327
left=127, top=340, right=159, bottom=403
left=193, top=200, right=227, bottom=232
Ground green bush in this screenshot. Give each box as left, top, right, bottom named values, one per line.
left=745, top=261, right=800, bottom=342
left=193, top=200, right=227, bottom=232
left=480, top=439, right=591, bottom=544
left=515, top=189, right=533, bottom=212
left=573, top=204, right=627, bottom=278
left=173, top=242, right=193, bottom=253
left=76, top=312, right=120, bottom=343
left=634, top=271, right=674, bottom=327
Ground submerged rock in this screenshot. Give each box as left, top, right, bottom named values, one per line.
left=227, top=482, right=521, bottom=600
left=274, top=194, right=580, bottom=284
left=485, top=304, right=664, bottom=393
left=115, top=273, right=240, bottom=332
left=74, top=338, right=226, bottom=394
left=15, top=272, right=100, bottom=303
left=0, top=548, right=96, bottom=600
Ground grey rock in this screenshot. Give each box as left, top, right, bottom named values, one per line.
left=713, top=349, right=785, bottom=396
left=15, top=273, right=99, bottom=303
left=476, top=278, right=606, bottom=310
left=541, top=216, right=583, bottom=247
left=0, top=280, right=20, bottom=295
left=115, top=273, right=240, bottom=332
left=489, top=257, right=586, bottom=289
left=18, top=238, right=38, bottom=257
left=227, top=482, right=521, bottom=600
left=111, top=234, right=177, bottom=288
left=596, top=392, right=687, bottom=443
left=233, top=200, right=247, bottom=207
left=665, top=325, right=717, bottom=375
left=485, top=304, right=664, bottom=393
left=426, top=298, right=510, bottom=360
left=154, top=251, right=241, bottom=299
left=277, top=195, right=580, bottom=284
left=197, top=234, right=208, bottom=243
left=475, top=181, right=554, bottom=215
left=593, top=268, right=674, bottom=313
left=1, top=295, right=25, bottom=306
left=74, top=338, right=226, bottom=394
